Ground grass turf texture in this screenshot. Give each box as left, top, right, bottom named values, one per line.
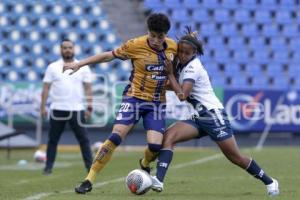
left=0, top=147, right=299, bottom=200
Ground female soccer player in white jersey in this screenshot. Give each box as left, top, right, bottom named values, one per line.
left=150, top=27, right=279, bottom=197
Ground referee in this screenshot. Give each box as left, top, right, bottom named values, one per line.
left=40, top=39, right=93, bottom=175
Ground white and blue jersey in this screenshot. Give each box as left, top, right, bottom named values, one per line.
left=177, top=57, right=233, bottom=141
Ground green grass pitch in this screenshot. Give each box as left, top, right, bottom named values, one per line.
left=0, top=147, right=299, bottom=200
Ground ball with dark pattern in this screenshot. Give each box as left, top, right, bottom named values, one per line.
left=125, top=169, right=152, bottom=195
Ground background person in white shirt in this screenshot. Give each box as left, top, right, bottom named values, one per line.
left=40, top=39, right=93, bottom=175
left=150, top=28, right=279, bottom=197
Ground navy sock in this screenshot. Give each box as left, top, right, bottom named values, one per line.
left=156, top=149, right=173, bottom=182
left=108, top=133, right=122, bottom=146
left=246, top=159, right=273, bottom=185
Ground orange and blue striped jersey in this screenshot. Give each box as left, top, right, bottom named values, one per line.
left=112, top=35, right=177, bottom=102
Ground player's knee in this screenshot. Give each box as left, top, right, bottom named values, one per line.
left=108, top=133, right=122, bottom=146
left=148, top=143, right=162, bottom=152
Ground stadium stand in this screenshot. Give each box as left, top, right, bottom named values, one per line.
left=0, top=0, right=126, bottom=83
left=1, top=0, right=299, bottom=89
left=143, top=0, right=300, bottom=89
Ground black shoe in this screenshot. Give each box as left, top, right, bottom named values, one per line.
left=75, top=180, right=93, bottom=194
left=139, top=158, right=151, bottom=174
left=43, top=168, right=52, bottom=176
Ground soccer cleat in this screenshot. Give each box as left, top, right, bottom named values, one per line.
left=42, top=168, right=52, bottom=176
left=75, top=180, right=93, bottom=194
left=266, top=178, right=279, bottom=197
left=139, top=158, right=151, bottom=174
left=151, top=176, right=164, bottom=192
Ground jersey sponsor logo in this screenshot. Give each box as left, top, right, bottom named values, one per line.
left=151, top=74, right=167, bottom=80
left=184, top=70, right=194, bottom=73
left=146, top=64, right=164, bottom=72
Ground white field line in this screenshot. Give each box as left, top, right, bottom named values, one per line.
left=23, top=153, right=223, bottom=200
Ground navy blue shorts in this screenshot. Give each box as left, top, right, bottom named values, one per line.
left=181, top=108, right=233, bottom=141
left=114, top=96, right=166, bottom=134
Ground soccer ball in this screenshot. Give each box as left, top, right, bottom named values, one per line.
left=125, top=169, right=152, bottom=195
left=92, top=141, right=103, bottom=153
left=33, top=150, right=47, bottom=163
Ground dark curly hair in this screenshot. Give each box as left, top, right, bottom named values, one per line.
left=179, top=26, right=204, bottom=56
left=147, top=13, right=171, bottom=34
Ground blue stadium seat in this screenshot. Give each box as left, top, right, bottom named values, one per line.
left=240, top=0, right=258, bottom=9
left=221, top=23, right=238, bottom=37
left=275, top=10, right=292, bottom=24
left=248, top=37, right=265, bottom=50
left=233, top=50, right=249, bottom=63
left=272, top=50, right=289, bottom=64
left=262, top=24, right=279, bottom=37
left=200, top=54, right=213, bottom=63
left=234, top=9, right=252, bottom=23
left=279, top=0, right=297, bottom=7
left=214, top=9, right=231, bottom=23
left=288, top=63, right=300, bottom=75
left=211, top=77, right=226, bottom=87
left=208, top=37, right=225, bottom=49
left=260, top=0, right=277, bottom=9
left=205, top=62, right=219, bottom=74
left=266, top=63, right=283, bottom=76
left=144, top=0, right=163, bottom=10
left=200, top=23, right=217, bottom=36
left=202, top=0, right=220, bottom=9
left=253, top=50, right=270, bottom=63
left=228, top=37, right=245, bottom=50
left=230, top=76, right=249, bottom=88
left=245, top=63, right=262, bottom=76
left=269, top=37, right=287, bottom=50
left=223, top=62, right=240, bottom=75
left=183, top=0, right=201, bottom=9
left=251, top=76, right=269, bottom=88
left=172, top=10, right=190, bottom=22
left=221, top=0, right=240, bottom=9
left=292, top=78, right=300, bottom=88
left=255, top=10, right=273, bottom=24
left=291, top=52, right=300, bottom=62
left=282, top=24, right=298, bottom=37
left=214, top=50, right=230, bottom=63
left=271, top=77, right=289, bottom=89
left=242, top=23, right=259, bottom=37
left=289, top=38, right=300, bottom=51
left=192, top=10, right=210, bottom=23
left=164, top=0, right=182, bottom=9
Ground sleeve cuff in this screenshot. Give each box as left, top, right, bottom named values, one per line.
left=112, top=50, right=127, bottom=60
left=183, top=78, right=195, bottom=84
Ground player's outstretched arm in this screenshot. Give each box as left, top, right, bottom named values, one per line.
left=63, top=51, right=115, bottom=74
left=164, top=59, right=193, bottom=101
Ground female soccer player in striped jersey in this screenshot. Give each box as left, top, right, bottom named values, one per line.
left=64, top=13, right=177, bottom=194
